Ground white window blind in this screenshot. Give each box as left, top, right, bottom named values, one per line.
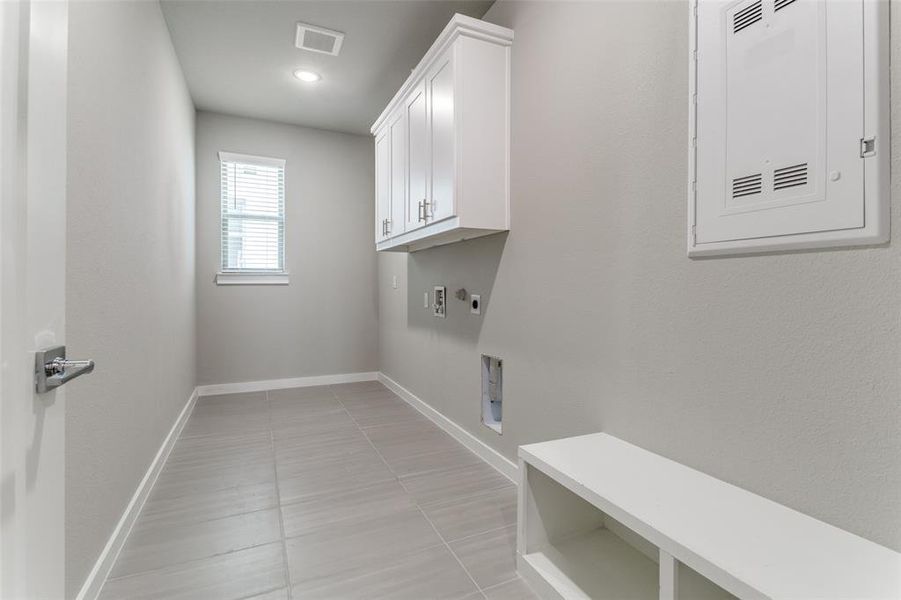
left=219, top=151, right=286, bottom=273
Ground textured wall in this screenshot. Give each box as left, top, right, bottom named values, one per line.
left=195, top=112, right=377, bottom=385
left=65, top=1, right=197, bottom=596
left=379, top=0, right=901, bottom=550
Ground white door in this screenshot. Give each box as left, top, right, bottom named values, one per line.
left=427, top=49, right=455, bottom=222
left=0, top=1, right=70, bottom=598
left=388, top=109, right=406, bottom=237
left=375, top=131, right=390, bottom=241
left=406, top=79, right=429, bottom=231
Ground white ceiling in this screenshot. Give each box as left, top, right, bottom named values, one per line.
left=160, top=0, right=494, bottom=135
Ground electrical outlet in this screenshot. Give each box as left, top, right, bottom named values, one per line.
left=424, top=292, right=430, bottom=309
left=470, top=294, right=481, bottom=315
left=392, top=275, right=397, bottom=289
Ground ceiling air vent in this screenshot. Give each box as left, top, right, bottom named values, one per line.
left=773, top=163, right=808, bottom=191
left=733, top=0, right=762, bottom=34
left=774, top=0, right=798, bottom=11
left=732, top=173, right=762, bottom=199
left=295, top=22, right=344, bottom=56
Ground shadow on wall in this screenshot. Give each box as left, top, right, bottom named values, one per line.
left=406, top=232, right=508, bottom=342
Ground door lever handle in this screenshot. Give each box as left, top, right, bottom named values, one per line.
left=35, top=345, right=95, bottom=393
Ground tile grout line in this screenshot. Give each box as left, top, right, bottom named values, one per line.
left=233, top=586, right=289, bottom=600
left=415, top=503, right=487, bottom=595
left=332, top=388, right=403, bottom=483
left=268, top=389, right=295, bottom=600
left=335, top=386, right=489, bottom=596
left=480, top=575, right=522, bottom=594
left=104, top=393, right=279, bottom=588
left=306, top=387, right=477, bottom=592
left=105, top=386, right=523, bottom=599
left=418, top=482, right=516, bottom=510
left=136, top=503, right=278, bottom=529
left=441, top=522, right=516, bottom=546
left=103, top=541, right=285, bottom=585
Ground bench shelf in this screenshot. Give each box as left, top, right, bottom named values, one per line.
left=517, top=433, right=900, bottom=600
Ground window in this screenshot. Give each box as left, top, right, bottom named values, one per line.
left=217, top=152, right=288, bottom=284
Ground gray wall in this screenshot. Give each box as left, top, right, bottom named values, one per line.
left=379, top=0, right=901, bottom=550
left=65, top=1, right=197, bottom=596
left=66, top=2, right=196, bottom=597
left=196, top=112, right=377, bottom=385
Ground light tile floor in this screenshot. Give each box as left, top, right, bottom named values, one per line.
left=99, top=382, right=538, bottom=600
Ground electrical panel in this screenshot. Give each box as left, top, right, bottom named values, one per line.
left=689, top=0, right=889, bottom=256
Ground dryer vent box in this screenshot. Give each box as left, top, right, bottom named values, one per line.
left=688, top=0, right=889, bottom=256
left=481, top=355, right=502, bottom=434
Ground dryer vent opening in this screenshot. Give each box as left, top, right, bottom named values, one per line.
left=481, top=355, right=502, bottom=434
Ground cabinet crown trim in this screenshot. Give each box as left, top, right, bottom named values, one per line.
left=370, top=13, right=513, bottom=134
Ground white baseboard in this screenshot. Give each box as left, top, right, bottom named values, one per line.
left=378, top=372, right=518, bottom=483
left=196, top=371, right=379, bottom=397
left=77, top=389, right=198, bottom=600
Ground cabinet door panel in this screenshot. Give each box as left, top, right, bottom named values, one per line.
left=406, top=80, right=429, bottom=231
left=375, top=131, right=390, bottom=241
left=429, top=52, right=455, bottom=221
left=389, top=110, right=406, bottom=236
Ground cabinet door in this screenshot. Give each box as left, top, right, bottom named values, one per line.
left=374, top=131, right=390, bottom=242
left=388, top=109, right=406, bottom=237
left=428, top=49, right=455, bottom=222
left=406, top=79, right=429, bottom=231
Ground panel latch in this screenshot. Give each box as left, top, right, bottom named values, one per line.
left=860, top=137, right=877, bottom=158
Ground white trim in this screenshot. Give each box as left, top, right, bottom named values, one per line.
left=196, top=372, right=379, bottom=397
left=215, top=272, right=289, bottom=286
left=378, top=372, right=518, bottom=483
left=77, top=389, right=198, bottom=600
left=217, top=151, right=285, bottom=168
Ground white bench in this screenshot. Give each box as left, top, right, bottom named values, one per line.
left=517, top=433, right=901, bottom=599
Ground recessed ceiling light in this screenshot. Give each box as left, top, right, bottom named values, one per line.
left=293, top=69, right=321, bottom=83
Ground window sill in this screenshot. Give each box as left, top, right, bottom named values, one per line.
left=216, top=272, right=290, bottom=286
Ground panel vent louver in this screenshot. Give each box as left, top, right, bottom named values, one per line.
left=733, top=1, right=763, bottom=33
left=732, top=173, right=763, bottom=198
left=295, top=22, right=345, bottom=56
left=774, top=0, right=798, bottom=11
left=773, top=163, right=808, bottom=190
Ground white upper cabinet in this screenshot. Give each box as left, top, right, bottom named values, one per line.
left=371, top=14, right=513, bottom=252
left=388, top=108, right=406, bottom=237
left=406, top=79, right=429, bottom=233
left=689, top=0, right=889, bottom=256
left=427, top=48, right=455, bottom=223
left=374, top=131, right=390, bottom=241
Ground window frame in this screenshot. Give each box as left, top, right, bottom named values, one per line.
left=216, top=151, right=289, bottom=285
